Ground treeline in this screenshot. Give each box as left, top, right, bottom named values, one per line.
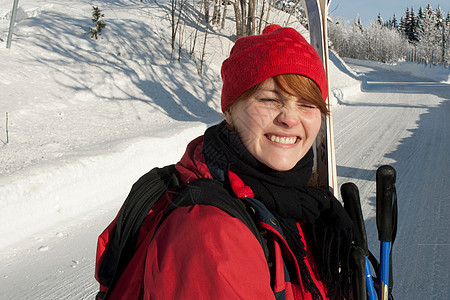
left=147, top=1, right=449, bottom=68
left=329, top=4, right=450, bottom=66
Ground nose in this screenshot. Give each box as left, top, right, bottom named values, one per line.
left=275, top=106, right=301, bottom=128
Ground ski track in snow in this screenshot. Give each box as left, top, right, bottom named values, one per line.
left=336, top=60, right=450, bottom=299
left=0, top=205, right=117, bottom=300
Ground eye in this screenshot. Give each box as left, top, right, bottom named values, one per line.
left=297, top=100, right=317, bottom=109
left=258, top=98, right=283, bottom=107
left=299, top=103, right=316, bottom=109
left=259, top=98, right=278, bottom=102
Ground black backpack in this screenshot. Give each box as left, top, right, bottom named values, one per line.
left=97, top=164, right=270, bottom=299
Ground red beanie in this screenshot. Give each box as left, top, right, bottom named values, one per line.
left=220, top=25, right=328, bottom=112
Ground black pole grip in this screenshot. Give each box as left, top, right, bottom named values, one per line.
left=376, top=165, right=397, bottom=242
left=341, top=182, right=368, bottom=300
left=341, top=182, right=369, bottom=255
left=350, top=246, right=368, bottom=300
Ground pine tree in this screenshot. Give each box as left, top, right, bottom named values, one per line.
left=392, top=14, right=398, bottom=29
left=377, top=14, right=383, bottom=26
left=400, top=15, right=406, bottom=34
left=385, top=18, right=391, bottom=29
left=418, top=7, right=424, bottom=20
left=89, top=6, right=106, bottom=39
left=386, top=14, right=399, bottom=30
left=405, top=7, right=419, bottom=43
left=401, top=8, right=410, bottom=37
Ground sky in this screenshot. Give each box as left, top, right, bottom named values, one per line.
left=330, top=0, right=449, bottom=25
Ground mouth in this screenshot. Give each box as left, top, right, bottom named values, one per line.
left=265, top=134, right=299, bottom=145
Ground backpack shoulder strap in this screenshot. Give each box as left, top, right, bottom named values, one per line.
left=98, top=174, right=271, bottom=300
left=158, top=178, right=271, bottom=267
left=98, top=164, right=180, bottom=297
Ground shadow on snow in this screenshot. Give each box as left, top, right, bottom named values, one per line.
left=13, top=5, right=222, bottom=124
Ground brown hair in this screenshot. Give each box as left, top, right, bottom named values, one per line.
left=232, top=74, right=329, bottom=116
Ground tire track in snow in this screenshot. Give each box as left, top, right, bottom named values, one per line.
left=384, top=97, right=449, bottom=299
left=336, top=60, right=450, bottom=299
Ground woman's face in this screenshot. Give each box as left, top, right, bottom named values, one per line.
left=224, top=78, right=322, bottom=171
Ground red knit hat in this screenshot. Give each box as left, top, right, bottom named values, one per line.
left=220, top=24, right=328, bottom=112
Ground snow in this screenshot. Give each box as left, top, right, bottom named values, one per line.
left=344, top=57, right=450, bottom=84
left=0, top=0, right=449, bottom=299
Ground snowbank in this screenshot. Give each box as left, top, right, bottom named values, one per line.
left=328, top=50, right=363, bottom=104
left=0, top=123, right=211, bottom=248
left=344, top=58, right=450, bottom=83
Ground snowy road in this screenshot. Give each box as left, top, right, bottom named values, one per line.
left=335, top=60, right=450, bottom=299
left=0, top=206, right=116, bottom=299
left=1, top=61, right=449, bottom=299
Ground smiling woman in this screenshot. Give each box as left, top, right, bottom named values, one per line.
left=224, top=76, right=323, bottom=171
left=96, top=25, right=355, bottom=300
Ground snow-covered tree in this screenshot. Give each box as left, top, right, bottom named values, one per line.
left=443, top=12, right=450, bottom=65
left=417, top=4, right=438, bottom=64
left=327, top=3, right=449, bottom=66
left=353, top=17, right=363, bottom=33
left=364, top=21, right=408, bottom=63
left=328, top=17, right=408, bottom=63
left=435, top=6, right=446, bottom=64
left=350, top=17, right=368, bottom=58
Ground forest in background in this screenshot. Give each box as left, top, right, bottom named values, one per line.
left=329, top=4, right=449, bottom=66
left=90, top=1, right=449, bottom=68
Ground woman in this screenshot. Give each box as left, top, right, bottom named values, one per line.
left=96, top=25, right=354, bottom=300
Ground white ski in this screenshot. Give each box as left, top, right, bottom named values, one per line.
left=301, top=0, right=338, bottom=196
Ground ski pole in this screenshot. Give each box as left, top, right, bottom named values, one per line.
left=376, top=165, right=397, bottom=300
left=341, top=182, right=377, bottom=300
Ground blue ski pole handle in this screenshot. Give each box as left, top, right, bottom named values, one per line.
left=379, top=242, right=390, bottom=300
left=376, top=165, right=397, bottom=300
left=341, top=183, right=376, bottom=300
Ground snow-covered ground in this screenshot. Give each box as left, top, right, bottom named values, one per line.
left=1, top=0, right=449, bottom=299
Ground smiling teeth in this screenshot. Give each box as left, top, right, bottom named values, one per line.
left=268, top=135, right=297, bottom=145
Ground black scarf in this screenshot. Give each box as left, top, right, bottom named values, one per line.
left=203, top=122, right=354, bottom=300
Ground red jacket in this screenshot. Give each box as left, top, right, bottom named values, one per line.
left=95, top=136, right=329, bottom=299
